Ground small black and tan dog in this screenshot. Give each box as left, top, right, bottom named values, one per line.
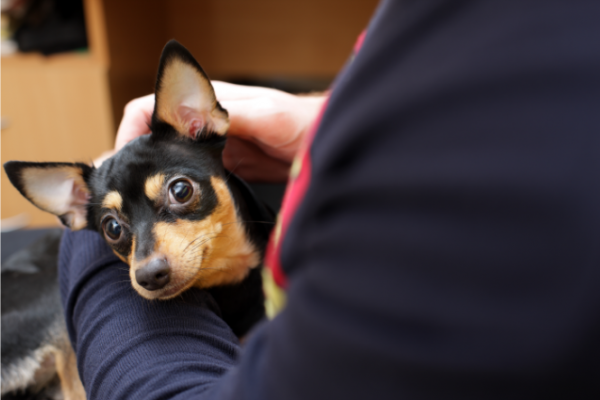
left=3, top=40, right=273, bottom=398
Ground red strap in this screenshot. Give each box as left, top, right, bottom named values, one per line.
left=265, top=98, right=328, bottom=288
left=265, top=30, right=366, bottom=288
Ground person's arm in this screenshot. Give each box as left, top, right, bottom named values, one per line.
left=63, top=1, right=600, bottom=399
left=66, top=84, right=327, bottom=399
left=59, top=230, right=240, bottom=399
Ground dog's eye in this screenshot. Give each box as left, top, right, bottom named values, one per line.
left=169, top=180, right=193, bottom=203
left=103, top=218, right=122, bottom=241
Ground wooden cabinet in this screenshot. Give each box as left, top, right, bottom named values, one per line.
left=1, top=4, right=114, bottom=227
left=1, top=0, right=378, bottom=228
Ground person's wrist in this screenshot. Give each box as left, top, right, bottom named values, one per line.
left=278, top=94, right=327, bottom=162
left=297, top=94, right=327, bottom=139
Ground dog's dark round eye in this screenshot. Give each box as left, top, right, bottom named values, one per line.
left=103, top=218, right=122, bottom=241
left=169, top=180, right=193, bottom=203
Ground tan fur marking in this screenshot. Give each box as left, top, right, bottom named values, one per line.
left=144, top=174, right=165, bottom=202
left=131, top=176, right=258, bottom=300
left=102, top=191, right=122, bottom=211
left=108, top=235, right=132, bottom=265
left=113, top=250, right=128, bottom=264
left=128, top=237, right=136, bottom=266
left=54, top=336, right=86, bottom=400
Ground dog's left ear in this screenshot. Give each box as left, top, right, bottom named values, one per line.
left=3, top=161, right=93, bottom=230
left=153, top=40, right=229, bottom=139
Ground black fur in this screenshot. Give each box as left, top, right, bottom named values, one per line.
left=88, top=131, right=273, bottom=336
left=3, top=40, right=273, bottom=338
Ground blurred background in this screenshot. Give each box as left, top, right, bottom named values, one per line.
left=1, top=0, right=379, bottom=231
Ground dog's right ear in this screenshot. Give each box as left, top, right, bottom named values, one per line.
left=3, top=161, right=93, bottom=230
left=152, top=40, right=229, bottom=140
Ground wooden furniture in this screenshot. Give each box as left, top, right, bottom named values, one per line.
left=1, top=0, right=114, bottom=227
left=1, top=0, right=379, bottom=228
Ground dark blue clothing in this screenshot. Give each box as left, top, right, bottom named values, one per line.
left=59, top=1, right=600, bottom=398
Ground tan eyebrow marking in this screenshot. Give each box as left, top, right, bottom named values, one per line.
left=144, top=173, right=165, bottom=202
left=102, top=191, right=123, bottom=211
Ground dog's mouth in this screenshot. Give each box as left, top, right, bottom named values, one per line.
left=157, top=281, right=188, bottom=299
left=138, top=274, right=195, bottom=300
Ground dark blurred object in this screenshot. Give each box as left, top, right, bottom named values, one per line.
left=1, top=229, right=65, bottom=399
left=247, top=183, right=286, bottom=214
left=11, top=0, right=87, bottom=55
left=1, top=228, right=62, bottom=264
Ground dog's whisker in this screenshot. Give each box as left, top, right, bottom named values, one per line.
left=226, top=220, right=276, bottom=226
left=182, top=234, right=229, bottom=255
left=181, top=231, right=221, bottom=253
left=224, top=158, right=244, bottom=183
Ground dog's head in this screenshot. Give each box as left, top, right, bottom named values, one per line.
left=4, top=41, right=266, bottom=300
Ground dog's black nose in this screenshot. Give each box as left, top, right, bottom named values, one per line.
left=135, top=258, right=170, bottom=291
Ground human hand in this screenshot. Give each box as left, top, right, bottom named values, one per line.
left=105, top=83, right=326, bottom=182
left=115, top=94, right=154, bottom=151
left=212, top=81, right=325, bottom=174
left=93, top=94, right=154, bottom=167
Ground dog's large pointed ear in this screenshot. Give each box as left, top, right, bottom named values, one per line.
left=153, top=40, right=229, bottom=140
left=3, top=161, right=93, bottom=230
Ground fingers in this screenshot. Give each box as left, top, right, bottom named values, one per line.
left=115, top=94, right=155, bottom=151
left=212, top=81, right=280, bottom=101
left=220, top=96, right=286, bottom=138
left=220, top=94, right=311, bottom=163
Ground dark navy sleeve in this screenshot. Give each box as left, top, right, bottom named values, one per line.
left=59, top=1, right=600, bottom=399
left=58, top=229, right=241, bottom=399
left=264, top=1, right=600, bottom=398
